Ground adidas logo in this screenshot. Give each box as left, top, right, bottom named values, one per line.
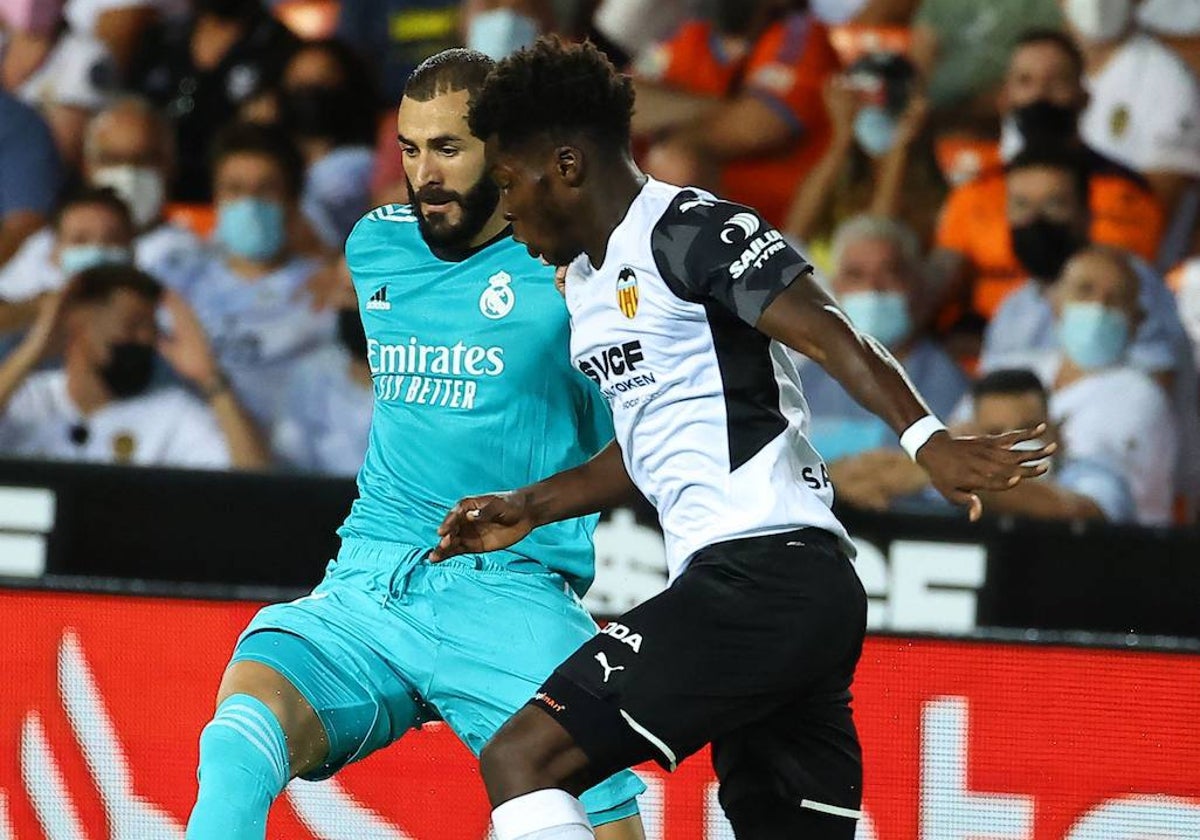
left=366, top=286, right=391, bottom=311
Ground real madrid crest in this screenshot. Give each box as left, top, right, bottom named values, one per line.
left=616, top=267, right=639, bottom=319
left=480, top=271, right=515, bottom=319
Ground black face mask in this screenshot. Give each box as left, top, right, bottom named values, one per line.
left=1011, top=216, right=1085, bottom=281
left=1011, top=100, right=1081, bottom=144
left=282, top=85, right=357, bottom=144
left=337, top=308, right=368, bottom=360
left=99, top=342, right=156, bottom=399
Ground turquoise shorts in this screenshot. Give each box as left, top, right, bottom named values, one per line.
left=232, top=539, right=644, bottom=825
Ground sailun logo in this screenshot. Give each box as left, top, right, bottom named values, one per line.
left=720, top=212, right=760, bottom=244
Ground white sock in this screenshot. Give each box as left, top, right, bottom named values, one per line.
left=491, top=789, right=595, bottom=840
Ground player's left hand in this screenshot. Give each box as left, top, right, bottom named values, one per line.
left=916, top=425, right=1055, bottom=522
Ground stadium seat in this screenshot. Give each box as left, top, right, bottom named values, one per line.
left=274, top=0, right=341, bottom=41
left=165, top=202, right=216, bottom=238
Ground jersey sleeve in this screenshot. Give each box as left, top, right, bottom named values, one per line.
left=650, top=190, right=814, bottom=326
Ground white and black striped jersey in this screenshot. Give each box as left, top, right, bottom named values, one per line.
left=564, top=178, right=853, bottom=580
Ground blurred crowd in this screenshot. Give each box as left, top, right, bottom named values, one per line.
left=1, top=0, right=1198, bottom=528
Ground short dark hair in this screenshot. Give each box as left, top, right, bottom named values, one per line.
left=972, top=368, right=1049, bottom=406
left=1004, top=142, right=1091, bottom=208
left=469, top=36, right=635, bottom=151
left=404, top=48, right=495, bottom=105
left=1012, top=28, right=1085, bottom=80
left=210, top=122, right=306, bottom=199
left=52, top=186, right=133, bottom=235
left=72, top=263, right=163, bottom=307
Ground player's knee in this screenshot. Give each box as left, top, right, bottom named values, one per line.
left=196, top=696, right=290, bottom=798
left=481, top=709, right=593, bottom=802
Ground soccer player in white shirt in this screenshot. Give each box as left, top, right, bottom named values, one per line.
left=0, top=264, right=269, bottom=469
left=434, top=39, right=1052, bottom=840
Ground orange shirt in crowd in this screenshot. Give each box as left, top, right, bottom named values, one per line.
left=643, top=14, right=840, bottom=227
left=936, top=161, right=1164, bottom=320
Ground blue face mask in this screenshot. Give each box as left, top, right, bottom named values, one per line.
left=840, top=290, right=912, bottom=348
left=59, top=244, right=132, bottom=276
left=468, top=9, right=539, bottom=60
left=215, top=197, right=286, bottom=262
left=1057, top=301, right=1130, bottom=369
left=854, top=106, right=898, bottom=157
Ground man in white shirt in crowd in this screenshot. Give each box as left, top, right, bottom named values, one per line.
left=271, top=275, right=372, bottom=476
left=0, top=264, right=268, bottom=470
left=986, top=244, right=1179, bottom=525
left=1063, top=0, right=1200, bottom=230
left=0, top=187, right=134, bottom=334
left=835, top=367, right=1138, bottom=523
left=0, top=96, right=204, bottom=310
left=802, top=215, right=969, bottom=462
left=179, top=122, right=334, bottom=428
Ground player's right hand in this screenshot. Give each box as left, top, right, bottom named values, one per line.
left=432, top=492, right=536, bottom=561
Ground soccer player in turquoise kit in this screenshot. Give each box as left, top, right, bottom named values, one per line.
left=185, top=50, right=646, bottom=840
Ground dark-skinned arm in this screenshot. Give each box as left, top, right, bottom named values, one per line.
left=756, top=270, right=1054, bottom=516
left=432, top=441, right=635, bottom=560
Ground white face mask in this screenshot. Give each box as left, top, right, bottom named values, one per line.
left=1064, top=0, right=1134, bottom=42
left=90, top=165, right=166, bottom=231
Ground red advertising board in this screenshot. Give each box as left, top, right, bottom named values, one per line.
left=3, top=589, right=1199, bottom=838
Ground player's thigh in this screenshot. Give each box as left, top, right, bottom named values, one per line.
left=713, top=689, right=863, bottom=828
left=528, top=529, right=868, bottom=780
left=424, top=562, right=645, bottom=820
left=231, top=593, right=431, bottom=780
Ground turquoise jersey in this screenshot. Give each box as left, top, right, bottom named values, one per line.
left=338, top=204, right=612, bottom=593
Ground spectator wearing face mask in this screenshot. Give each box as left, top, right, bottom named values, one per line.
left=834, top=367, right=1137, bottom=522
left=782, top=52, right=944, bottom=265
left=930, top=29, right=1164, bottom=326
left=176, top=123, right=335, bottom=429
left=983, top=245, right=1178, bottom=525
left=0, top=97, right=204, bottom=320
left=0, top=264, right=268, bottom=469
left=0, top=187, right=133, bottom=334
left=980, top=148, right=1199, bottom=506
left=276, top=40, right=380, bottom=253
left=129, top=0, right=300, bottom=201
left=801, top=215, right=968, bottom=463
left=271, top=264, right=372, bottom=476
left=1064, top=0, right=1200, bottom=228
left=630, top=0, right=840, bottom=227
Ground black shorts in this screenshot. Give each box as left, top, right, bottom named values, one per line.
left=531, top=528, right=867, bottom=822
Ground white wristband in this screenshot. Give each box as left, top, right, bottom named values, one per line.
left=900, top=415, right=947, bottom=461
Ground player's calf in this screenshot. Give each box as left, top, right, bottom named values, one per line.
left=185, top=660, right=328, bottom=840
left=481, top=706, right=600, bottom=840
